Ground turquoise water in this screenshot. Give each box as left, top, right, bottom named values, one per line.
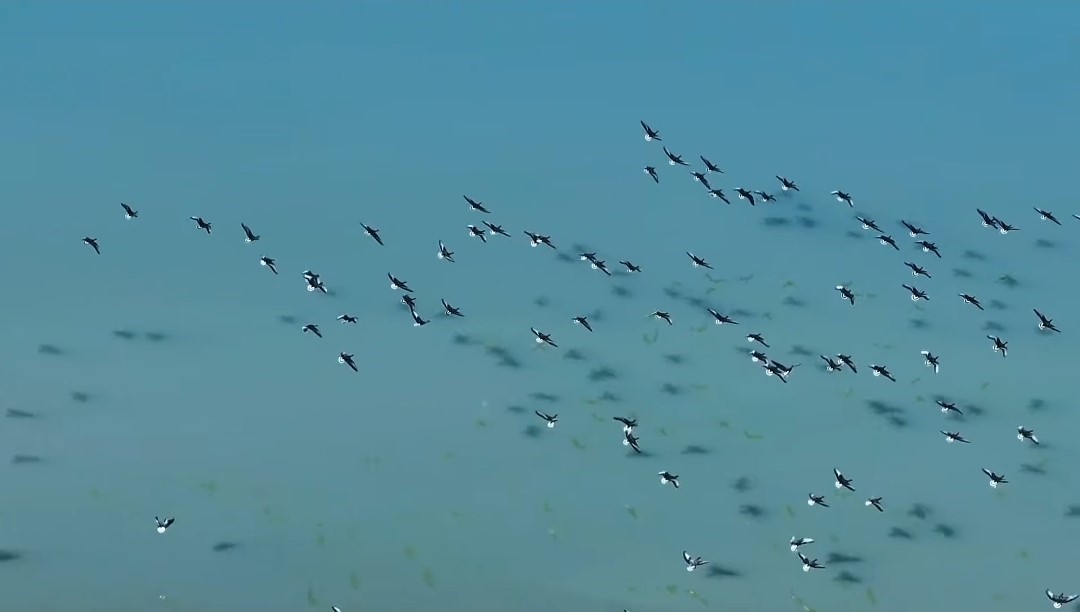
left=2, top=3, right=1079, bottom=611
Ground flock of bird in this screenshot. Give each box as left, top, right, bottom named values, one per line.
left=70, top=119, right=1079, bottom=610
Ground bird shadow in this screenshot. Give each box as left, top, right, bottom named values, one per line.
left=37, top=344, right=65, bottom=356
left=796, top=217, right=818, bottom=229
left=1035, top=239, right=1056, bottom=250
left=486, top=345, right=522, bottom=369
left=681, top=445, right=710, bottom=456
left=933, top=523, right=958, bottom=538
left=782, top=296, right=806, bottom=308
left=112, top=330, right=138, bottom=341
left=825, top=552, right=863, bottom=565
left=1028, top=398, right=1048, bottom=412
left=278, top=315, right=299, bottom=325
left=983, top=321, right=1006, bottom=333
left=451, top=333, right=478, bottom=346
left=866, top=400, right=907, bottom=428
left=790, top=345, right=814, bottom=357
left=588, top=367, right=618, bottom=383
left=660, top=383, right=683, bottom=396
left=0, top=550, right=22, bottom=562
left=888, top=527, right=915, bottom=540
left=738, top=504, right=768, bottom=520
left=1064, top=505, right=1080, bottom=519
left=763, top=217, right=790, bottom=228
left=522, top=425, right=543, bottom=438
left=732, top=476, right=753, bottom=493
left=505, top=405, right=526, bottom=415
left=12, top=455, right=44, bottom=465
left=834, top=571, right=862, bottom=584
left=1021, top=462, right=1048, bottom=476
left=664, top=353, right=687, bottom=365
left=952, top=268, right=973, bottom=279
left=705, top=565, right=742, bottom=579
left=533, top=296, right=550, bottom=308
left=6, top=409, right=38, bottom=419
left=211, top=541, right=240, bottom=553
left=144, top=331, right=169, bottom=343
left=529, top=392, right=560, bottom=403
left=909, top=318, right=929, bottom=329
left=962, top=250, right=986, bottom=261
left=611, top=285, right=634, bottom=300
left=563, top=349, right=588, bottom=362
left=71, top=391, right=92, bottom=403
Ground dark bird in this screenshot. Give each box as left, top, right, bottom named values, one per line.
left=870, top=364, right=896, bottom=382
left=790, top=537, right=814, bottom=552
left=747, top=333, right=769, bottom=347
left=837, top=354, right=857, bottom=373
left=619, top=260, right=642, bottom=273
left=437, top=240, right=455, bottom=262
left=338, top=352, right=358, bottom=372
left=644, top=166, right=659, bottom=183
left=640, top=120, right=661, bottom=142
left=687, top=252, right=713, bottom=269
left=831, top=190, right=854, bottom=207
left=857, top=216, right=882, bottom=232
left=981, top=468, right=1008, bottom=488
left=915, top=240, right=941, bottom=258
left=464, top=195, right=490, bottom=214
left=987, top=335, right=1008, bottom=357
left=707, top=309, right=738, bottom=325
left=833, top=468, right=855, bottom=492
left=523, top=231, right=556, bottom=249
left=690, top=171, right=711, bottom=190
left=301, top=324, right=322, bottom=338
left=259, top=256, right=278, bottom=274
left=337, top=314, right=358, bottom=324
left=482, top=221, right=511, bottom=237
left=651, top=310, right=673, bottom=325
left=613, top=416, right=637, bottom=433
left=902, top=284, right=929, bottom=301
left=754, top=190, right=777, bottom=203
left=735, top=188, right=756, bottom=206
left=920, top=350, right=940, bottom=373
left=441, top=299, right=464, bottom=317
left=835, top=285, right=855, bottom=306
left=877, top=234, right=899, bottom=250
left=707, top=189, right=731, bottom=204
left=1034, top=309, right=1060, bottom=333
left=904, top=262, right=931, bottom=278
left=401, top=294, right=417, bottom=310
left=572, top=316, right=593, bottom=332
left=820, top=355, right=843, bottom=372
left=1016, top=426, right=1039, bottom=445
left=241, top=223, right=260, bottom=243
left=659, top=471, right=680, bottom=489
left=388, top=274, right=412, bottom=292
left=154, top=516, right=175, bottom=534
left=662, top=146, right=688, bottom=166
left=535, top=411, right=558, bottom=428
left=1046, top=590, right=1078, bottom=609
left=798, top=552, right=825, bottom=572
left=190, top=216, right=212, bottom=234
left=361, top=223, right=384, bottom=246
left=977, top=208, right=999, bottom=229
left=776, top=176, right=799, bottom=191
left=82, top=237, right=100, bottom=254
left=959, top=293, right=984, bottom=310
left=467, top=225, right=488, bottom=242
left=623, top=429, right=642, bottom=454
left=700, top=156, right=723, bottom=173
left=994, top=218, right=1019, bottom=234
left=409, top=309, right=428, bottom=327
left=936, top=399, right=962, bottom=416
left=865, top=497, right=884, bottom=512
left=305, top=274, right=327, bottom=294
left=682, top=551, right=707, bottom=572
left=121, top=203, right=138, bottom=219
left=530, top=327, right=558, bottom=348
left=900, top=220, right=929, bottom=237
left=808, top=493, right=829, bottom=508
left=1035, top=208, right=1062, bottom=225
left=941, top=431, right=970, bottom=444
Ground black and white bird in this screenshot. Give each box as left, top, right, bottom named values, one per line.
left=464, top=195, right=490, bottom=214
left=523, top=231, right=555, bottom=249
left=865, top=497, right=884, bottom=512
left=1034, top=309, right=1060, bottom=333
left=361, top=223, right=384, bottom=246
left=441, top=299, right=464, bottom=317
left=409, top=309, right=428, bottom=327
left=831, top=190, right=854, bottom=207
left=651, top=311, right=673, bottom=325
left=776, top=176, right=799, bottom=191
left=1017, top=426, right=1040, bottom=445
left=870, top=364, right=896, bottom=382
left=707, top=189, right=731, bottom=204
left=437, top=240, right=455, bottom=262
left=483, top=221, right=510, bottom=237
left=905, top=262, right=931, bottom=278
left=900, top=220, right=929, bottom=237
left=690, top=171, right=711, bottom=190
left=916, top=240, right=941, bottom=258
left=659, top=471, right=680, bottom=488
left=835, top=285, right=855, bottom=306
left=807, top=493, right=828, bottom=508
left=388, top=274, right=412, bottom=292
left=877, top=234, right=899, bottom=250
left=190, top=216, right=212, bottom=234
left=977, top=208, right=999, bottom=229
left=241, top=223, right=260, bottom=243
left=662, top=146, right=687, bottom=166
left=837, top=354, right=858, bottom=373
left=687, top=252, right=712, bottom=269
left=994, top=218, right=1019, bottom=234
left=338, top=352, right=358, bottom=372
left=700, top=156, right=723, bottom=173
left=337, top=314, right=358, bottom=324
left=833, top=468, right=854, bottom=492
left=857, top=216, right=882, bottom=232
left=754, top=190, right=777, bottom=203
left=82, top=237, right=101, bottom=254
left=619, top=260, right=642, bottom=273
left=535, top=411, right=558, bottom=428
left=530, top=327, right=558, bottom=348
left=467, top=225, right=487, bottom=242
left=155, top=516, right=175, bottom=534
left=903, top=284, right=929, bottom=301
left=640, top=121, right=661, bottom=142
left=121, top=202, right=138, bottom=219
left=1035, top=208, right=1062, bottom=225
left=941, top=431, right=970, bottom=444
left=789, top=537, right=814, bottom=552
left=735, top=188, right=756, bottom=206
left=301, top=324, right=322, bottom=338
left=644, top=166, right=659, bottom=183
left=572, top=316, right=593, bottom=332
left=959, top=293, right=984, bottom=310
left=820, top=355, right=843, bottom=372
left=981, top=468, right=1008, bottom=488
left=798, top=552, right=825, bottom=572
left=613, top=416, right=637, bottom=433
left=623, top=429, right=642, bottom=454
left=1046, top=590, right=1078, bottom=609
left=747, top=333, right=769, bottom=347
left=682, top=551, right=707, bottom=572
left=987, top=335, right=1008, bottom=357
left=936, top=399, right=962, bottom=416
left=920, top=350, right=940, bottom=373
left=707, top=309, right=738, bottom=325
left=259, top=256, right=278, bottom=274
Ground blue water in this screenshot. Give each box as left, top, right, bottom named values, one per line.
left=3, top=3, right=1079, bottom=611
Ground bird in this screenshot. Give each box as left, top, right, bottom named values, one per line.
left=644, top=166, right=659, bottom=183
left=337, top=314, right=358, bottom=324
left=747, top=333, right=769, bottom=347
left=936, top=399, right=962, bottom=416
left=659, top=471, right=680, bottom=488
left=807, top=494, right=828, bottom=508
left=905, top=262, right=931, bottom=278
left=700, top=156, right=722, bottom=173
left=857, top=216, right=882, bottom=232
left=798, top=552, right=825, bottom=572
left=651, top=311, right=673, bottom=325
left=920, top=350, right=940, bottom=373
left=82, top=237, right=101, bottom=254
left=831, top=190, right=854, bottom=207
left=865, top=497, right=884, bottom=512
left=789, top=537, right=814, bottom=552
left=301, top=324, right=322, bottom=338
left=1034, top=309, right=1060, bottom=333
left=1035, top=207, right=1062, bottom=225
left=776, top=176, right=799, bottom=191
left=682, top=551, right=707, bottom=572
left=463, top=195, right=490, bottom=213
left=388, top=274, right=412, bottom=292
left=535, top=411, right=557, bottom=428
left=467, top=225, right=488, bottom=242
left=337, top=352, right=358, bottom=372
left=900, top=220, right=929, bottom=237
left=959, top=293, right=984, bottom=310
left=120, top=203, right=138, bottom=219
left=482, top=221, right=510, bottom=237
left=735, top=188, right=756, bottom=206
left=154, top=517, right=175, bottom=534
left=361, top=223, right=383, bottom=246
left=835, top=285, right=855, bottom=305
left=523, top=231, right=555, bottom=249
left=941, top=431, right=970, bottom=444
left=981, top=468, right=1008, bottom=488
left=613, top=417, right=637, bottom=433
left=1017, top=426, right=1039, bottom=445
left=687, top=252, right=712, bottom=269
left=662, top=146, right=687, bottom=166
left=915, top=240, right=941, bottom=258
left=987, top=335, right=1008, bottom=357
left=640, top=121, right=661, bottom=142
left=833, top=468, right=854, bottom=492
left=903, top=284, right=929, bottom=302
left=870, top=364, right=896, bottom=382
left=572, top=316, right=593, bottom=332
left=441, top=299, right=464, bottom=317
left=241, top=223, right=260, bottom=243
left=530, top=327, right=557, bottom=348
left=1046, top=590, right=1078, bottom=609
left=259, top=256, right=278, bottom=274
left=190, top=216, right=212, bottom=234
left=437, top=240, right=455, bottom=262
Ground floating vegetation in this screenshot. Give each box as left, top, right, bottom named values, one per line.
left=570, top=437, right=587, bottom=450
left=421, top=568, right=436, bottom=588
left=349, top=570, right=361, bottom=590
left=866, top=588, right=878, bottom=605
left=404, top=545, right=417, bottom=560
left=306, top=585, right=319, bottom=608
left=624, top=505, right=639, bottom=519
left=743, top=430, right=764, bottom=441
left=643, top=330, right=660, bottom=344
left=474, top=419, right=489, bottom=428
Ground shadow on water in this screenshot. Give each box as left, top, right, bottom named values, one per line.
left=681, top=445, right=710, bottom=456
left=588, top=367, right=618, bottom=383
left=485, top=345, right=522, bottom=369
left=660, top=383, right=683, bottom=396
left=664, top=353, right=687, bottom=365
left=738, top=504, right=768, bottom=520
left=529, top=392, right=559, bottom=403
left=933, top=523, right=958, bottom=539
left=908, top=503, right=933, bottom=520
left=865, top=400, right=908, bottom=428
left=6, top=409, right=38, bottom=419
left=212, top=541, right=240, bottom=553
left=12, top=455, right=44, bottom=465
left=611, top=285, right=634, bottom=300
left=825, top=552, right=863, bottom=565
left=506, top=405, right=526, bottom=415
left=71, top=391, right=92, bottom=403
left=522, top=425, right=543, bottom=438
left=705, top=565, right=742, bottom=579
left=112, top=330, right=138, bottom=340
left=0, top=550, right=22, bottom=562
left=834, top=570, right=862, bottom=584
left=38, top=344, right=65, bottom=356
left=563, top=349, right=587, bottom=362
left=278, top=315, right=299, bottom=325
left=888, top=527, right=915, bottom=540
left=144, top=331, right=169, bottom=343
left=732, top=476, right=753, bottom=492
